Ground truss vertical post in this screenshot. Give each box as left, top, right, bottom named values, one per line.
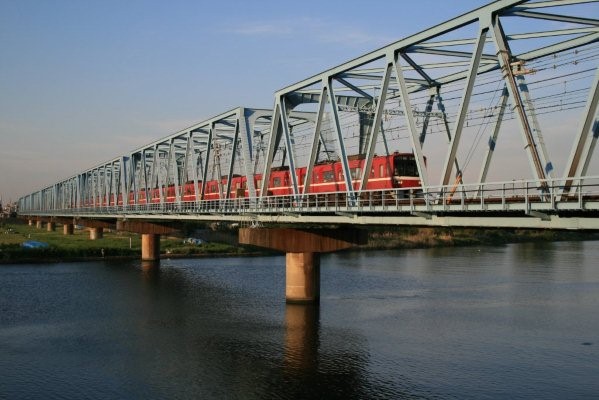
left=279, top=96, right=300, bottom=198
left=200, top=123, right=214, bottom=200
left=182, top=134, right=191, bottom=200
left=240, top=108, right=257, bottom=200
left=141, top=150, right=150, bottom=204
left=562, top=67, right=599, bottom=194
left=107, top=163, right=113, bottom=207
left=225, top=118, right=241, bottom=200
left=393, top=52, right=429, bottom=189
left=120, top=156, right=129, bottom=208
left=326, top=77, right=356, bottom=203
left=186, top=132, right=201, bottom=203
left=440, top=25, right=488, bottom=187
left=360, top=62, right=392, bottom=192
left=168, top=139, right=181, bottom=205
left=478, top=86, right=509, bottom=195
left=303, top=85, right=328, bottom=197
left=260, top=101, right=282, bottom=199
left=490, top=15, right=547, bottom=188
left=148, top=145, right=161, bottom=205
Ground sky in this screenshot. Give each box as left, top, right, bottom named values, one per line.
left=0, top=0, right=595, bottom=202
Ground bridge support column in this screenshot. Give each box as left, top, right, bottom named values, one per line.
left=286, top=252, right=320, bottom=303
left=239, top=228, right=366, bottom=304
left=47, top=222, right=55, bottom=232
left=63, top=224, right=74, bottom=235
left=28, top=220, right=34, bottom=226
left=141, top=233, right=160, bottom=262
left=90, top=227, right=103, bottom=240
left=36, top=221, right=43, bottom=229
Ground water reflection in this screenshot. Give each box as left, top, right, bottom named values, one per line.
left=140, top=260, right=160, bottom=273
left=284, top=304, right=319, bottom=371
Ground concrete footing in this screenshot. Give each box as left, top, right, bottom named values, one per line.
left=286, top=252, right=320, bottom=303
left=90, top=227, right=103, bottom=240
left=141, top=233, right=160, bottom=261
left=63, top=224, right=74, bottom=235
left=36, top=221, right=43, bottom=229
left=28, top=220, right=34, bottom=226
left=47, top=222, right=55, bottom=231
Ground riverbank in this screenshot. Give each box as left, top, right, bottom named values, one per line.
left=0, top=220, right=254, bottom=264
left=2, top=219, right=597, bottom=263
left=361, top=226, right=599, bottom=249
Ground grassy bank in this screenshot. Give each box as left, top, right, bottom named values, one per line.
left=363, top=226, right=599, bottom=249
left=3, top=219, right=597, bottom=263
left=0, top=220, right=248, bottom=263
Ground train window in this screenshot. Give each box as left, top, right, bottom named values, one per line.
left=394, top=156, right=419, bottom=177
left=323, top=171, right=334, bottom=182
left=379, top=164, right=384, bottom=178
left=350, top=167, right=361, bottom=180
left=273, top=177, right=281, bottom=187
left=338, top=172, right=343, bottom=181
left=256, top=179, right=262, bottom=187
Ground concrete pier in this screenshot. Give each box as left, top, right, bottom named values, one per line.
left=63, top=224, right=74, bottom=235
left=286, top=252, right=321, bottom=303
left=47, top=222, right=55, bottom=231
left=28, top=220, right=34, bottom=226
left=239, top=227, right=366, bottom=303
left=141, top=233, right=160, bottom=261
left=90, top=227, right=103, bottom=240
left=36, top=221, right=43, bottom=229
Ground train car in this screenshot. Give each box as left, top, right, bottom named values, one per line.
left=123, top=152, right=422, bottom=205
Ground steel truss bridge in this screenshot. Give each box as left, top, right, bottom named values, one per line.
left=18, top=0, right=599, bottom=230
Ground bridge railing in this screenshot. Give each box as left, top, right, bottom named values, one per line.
left=19, top=176, right=599, bottom=217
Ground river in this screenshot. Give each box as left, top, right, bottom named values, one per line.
left=1, top=240, right=598, bottom=399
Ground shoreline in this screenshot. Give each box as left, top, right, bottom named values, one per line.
left=3, top=219, right=598, bottom=265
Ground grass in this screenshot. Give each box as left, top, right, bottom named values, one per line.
left=0, top=219, right=253, bottom=263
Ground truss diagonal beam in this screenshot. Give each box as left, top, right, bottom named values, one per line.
left=490, top=15, right=548, bottom=186
left=441, top=25, right=488, bottom=187
left=563, top=68, right=599, bottom=193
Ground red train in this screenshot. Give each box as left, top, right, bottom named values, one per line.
left=86, top=152, right=422, bottom=206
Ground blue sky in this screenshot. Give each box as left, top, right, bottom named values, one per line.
left=0, top=0, right=574, bottom=201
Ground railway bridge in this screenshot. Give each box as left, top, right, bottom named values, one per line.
left=18, top=0, right=599, bottom=302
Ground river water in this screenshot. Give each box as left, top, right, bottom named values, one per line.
left=1, top=240, right=598, bottom=399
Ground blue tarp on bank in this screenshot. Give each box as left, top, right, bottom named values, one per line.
left=21, top=240, right=49, bottom=249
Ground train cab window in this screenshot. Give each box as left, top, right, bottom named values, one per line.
left=394, top=155, right=419, bottom=177
left=350, top=167, right=361, bottom=180
left=273, top=177, right=281, bottom=187
left=379, top=164, right=385, bottom=178
left=256, top=179, right=262, bottom=188
left=338, top=172, right=343, bottom=181
left=323, top=171, right=334, bottom=183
